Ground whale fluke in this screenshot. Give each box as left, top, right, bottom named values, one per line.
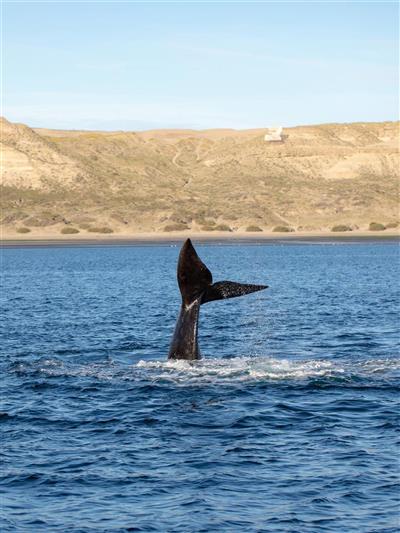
left=202, top=280, right=268, bottom=303
left=168, top=239, right=268, bottom=360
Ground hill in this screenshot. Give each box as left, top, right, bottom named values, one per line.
left=1, top=117, right=399, bottom=236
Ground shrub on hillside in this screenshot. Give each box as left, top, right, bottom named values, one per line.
left=163, top=223, right=189, bottom=232
left=386, top=222, right=399, bottom=229
left=16, top=227, right=31, bottom=233
left=246, top=225, right=263, bottom=232
left=61, top=227, right=80, bottom=234
left=369, top=222, right=386, bottom=231
left=214, top=224, right=232, bottom=232
left=272, top=226, right=294, bottom=233
left=87, top=226, right=114, bottom=234
left=331, top=225, right=353, bottom=232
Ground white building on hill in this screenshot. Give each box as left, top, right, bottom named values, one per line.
left=264, top=126, right=283, bottom=142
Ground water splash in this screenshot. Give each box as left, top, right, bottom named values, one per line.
left=9, top=355, right=399, bottom=387
left=137, top=356, right=341, bottom=382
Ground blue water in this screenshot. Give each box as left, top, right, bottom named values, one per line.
left=1, top=241, right=399, bottom=532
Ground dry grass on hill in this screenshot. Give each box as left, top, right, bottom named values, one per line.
left=1, top=117, right=399, bottom=236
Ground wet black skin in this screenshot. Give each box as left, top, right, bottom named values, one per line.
left=168, top=298, right=202, bottom=361
left=168, top=239, right=268, bottom=360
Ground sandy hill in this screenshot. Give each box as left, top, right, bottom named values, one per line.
left=1, top=117, right=399, bottom=236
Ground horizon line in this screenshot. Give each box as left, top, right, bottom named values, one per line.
left=3, top=116, right=399, bottom=134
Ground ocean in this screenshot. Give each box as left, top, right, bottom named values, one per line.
left=1, top=241, right=399, bottom=532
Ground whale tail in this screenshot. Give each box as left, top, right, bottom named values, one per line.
left=169, top=238, right=268, bottom=360
left=177, top=239, right=268, bottom=306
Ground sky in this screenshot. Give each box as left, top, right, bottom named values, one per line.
left=2, top=1, right=399, bottom=130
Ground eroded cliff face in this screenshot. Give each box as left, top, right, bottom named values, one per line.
left=1, top=117, right=399, bottom=233
left=1, top=118, right=89, bottom=190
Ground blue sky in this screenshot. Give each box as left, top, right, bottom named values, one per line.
left=3, top=1, right=399, bottom=130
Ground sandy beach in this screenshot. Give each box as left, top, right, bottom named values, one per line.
left=1, top=229, right=399, bottom=247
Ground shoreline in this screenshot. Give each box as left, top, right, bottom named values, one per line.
left=1, top=230, right=399, bottom=247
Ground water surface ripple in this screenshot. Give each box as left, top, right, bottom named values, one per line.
left=1, top=243, right=399, bottom=532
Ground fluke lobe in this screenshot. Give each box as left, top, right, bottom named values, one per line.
left=168, top=239, right=268, bottom=360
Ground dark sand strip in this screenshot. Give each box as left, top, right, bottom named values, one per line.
left=1, top=233, right=399, bottom=248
